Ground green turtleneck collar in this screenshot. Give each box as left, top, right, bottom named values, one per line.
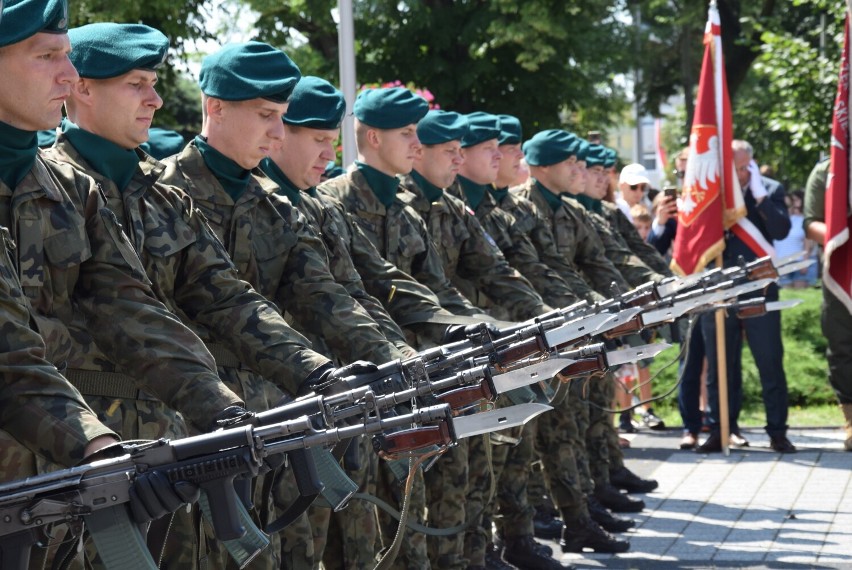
left=575, top=193, right=602, bottom=214
left=534, top=179, right=563, bottom=212
left=261, top=158, right=302, bottom=205
left=0, top=121, right=38, bottom=189
left=62, top=121, right=140, bottom=191
left=458, top=175, right=490, bottom=211
left=356, top=161, right=399, bottom=208
left=194, top=136, right=251, bottom=201
left=490, top=186, right=509, bottom=204
left=411, top=169, right=444, bottom=203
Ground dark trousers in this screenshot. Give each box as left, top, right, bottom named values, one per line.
left=822, top=286, right=852, bottom=404
left=678, top=317, right=705, bottom=435
left=702, top=284, right=788, bottom=438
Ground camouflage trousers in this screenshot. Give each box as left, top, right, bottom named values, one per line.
left=489, top=419, right=536, bottom=541
left=375, top=458, right=431, bottom=570
left=311, top=435, right=380, bottom=570
left=586, top=371, right=623, bottom=487
left=423, top=438, right=468, bottom=570
left=533, top=384, right=586, bottom=519
left=463, top=433, right=493, bottom=567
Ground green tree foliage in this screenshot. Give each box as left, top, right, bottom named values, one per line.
left=246, top=0, right=634, bottom=134
left=636, top=0, right=840, bottom=187
left=67, top=0, right=215, bottom=129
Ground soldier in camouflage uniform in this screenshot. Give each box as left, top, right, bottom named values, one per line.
left=261, top=76, right=442, bottom=570
left=0, top=4, right=252, bottom=567
left=49, top=26, right=372, bottom=570
left=514, top=130, right=634, bottom=553
left=159, top=46, right=428, bottom=570
left=403, top=110, right=562, bottom=570
left=403, top=111, right=552, bottom=322
left=319, top=89, right=492, bottom=570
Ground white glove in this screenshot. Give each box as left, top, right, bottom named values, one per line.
left=747, top=160, right=768, bottom=201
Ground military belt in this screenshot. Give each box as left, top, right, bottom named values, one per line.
left=64, top=369, right=159, bottom=402
left=205, top=343, right=245, bottom=369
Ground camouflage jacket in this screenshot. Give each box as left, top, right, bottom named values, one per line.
left=0, top=226, right=115, bottom=469
left=513, top=179, right=628, bottom=297
left=403, top=176, right=550, bottom=321
left=160, top=142, right=402, bottom=365
left=278, top=188, right=413, bottom=356
left=583, top=204, right=665, bottom=287
left=319, top=169, right=481, bottom=317
left=48, top=137, right=331, bottom=398
left=487, top=189, right=584, bottom=306
left=0, top=153, right=242, bottom=432
left=600, top=201, right=673, bottom=278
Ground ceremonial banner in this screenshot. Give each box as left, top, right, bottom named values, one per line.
left=825, top=10, right=852, bottom=314
left=671, top=3, right=743, bottom=275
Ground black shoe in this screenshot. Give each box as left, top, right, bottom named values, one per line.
left=642, top=409, right=666, bottom=430
left=609, top=465, right=659, bottom=493
left=484, top=543, right=518, bottom=570
left=770, top=435, right=797, bottom=453
left=619, top=411, right=638, bottom=433
left=532, top=506, right=563, bottom=540
left=560, top=516, right=630, bottom=554
left=587, top=495, right=635, bottom=532
left=696, top=432, right=722, bottom=453
left=594, top=483, right=645, bottom=513
left=730, top=431, right=750, bottom=447
left=504, top=536, right=567, bottom=570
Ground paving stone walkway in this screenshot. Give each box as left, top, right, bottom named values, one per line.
left=544, top=427, right=852, bottom=569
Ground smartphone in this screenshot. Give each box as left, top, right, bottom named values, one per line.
left=663, top=186, right=678, bottom=200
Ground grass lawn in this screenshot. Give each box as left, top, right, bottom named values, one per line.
left=638, top=285, right=838, bottom=430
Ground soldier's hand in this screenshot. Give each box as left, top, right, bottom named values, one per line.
left=302, top=361, right=380, bottom=395
left=443, top=322, right=503, bottom=344
left=211, top=405, right=256, bottom=430
left=129, top=470, right=200, bottom=524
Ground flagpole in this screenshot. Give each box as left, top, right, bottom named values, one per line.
left=715, top=255, right=731, bottom=456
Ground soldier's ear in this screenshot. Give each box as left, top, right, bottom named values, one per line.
left=206, top=97, right=225, bottom=123
left=72, top=78, right=91, bottom=101
left=366, top=127, right=381, bottom=149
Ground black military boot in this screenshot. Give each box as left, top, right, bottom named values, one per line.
left=587, top=495, right=635, bottom=533
left=504, top=535, right=573, bottom=570
left=609, top=465, right=659, bottom=493
left=594, top=483, right=645, bottom=513
left=484, top=542, right=518, bottom=570
left=532, top=504, right=563, bottom=540
left=560, top=514, right=630, bottom=554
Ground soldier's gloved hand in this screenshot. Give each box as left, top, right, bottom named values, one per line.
left=442, top=322, right=502, bottom=344
left=302, top=361, right=379, bottom=395
left=210, top=405, right=256, bottom=431
left=129, top=469, right=201, bottom=524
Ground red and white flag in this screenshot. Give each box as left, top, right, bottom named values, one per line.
left=671, top=2, right=744, bottom=275
left=825, top=9, right=852, bottom=314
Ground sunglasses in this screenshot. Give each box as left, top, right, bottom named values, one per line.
left=628, top=184, right=647, bottom=191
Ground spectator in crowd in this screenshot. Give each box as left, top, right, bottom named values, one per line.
left=774, top=190, right=818, bottom=288
left=616, top=163, right=653, bottom=222
left=630, top=204, right=653, bottom=241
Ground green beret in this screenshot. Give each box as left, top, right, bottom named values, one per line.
left=522, top=129, right=579, bottom=166
left=584, top=144, right=607, bottom=167
left=353, top=87, right=429, bottom=129
left=200, top=42, right=301, bottom=103
left=575, top=138, right=590, bottom=162
left=0, top=0, right=68, bottom=48
left=140, top=128, right=185, bottom=160
left=461, top=112, right=501, bottom=148
left=68, top=24, right=168, bottom=79
left=604, top=148, right=618, bottom=168
left=497, top=115, right=522, bottom=145
left=417, top=110, right=468, bottom=145
left=283, top=76, right=345, bottom=130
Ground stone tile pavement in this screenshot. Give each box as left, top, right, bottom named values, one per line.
left=542, top=427, right=852, bottom=569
